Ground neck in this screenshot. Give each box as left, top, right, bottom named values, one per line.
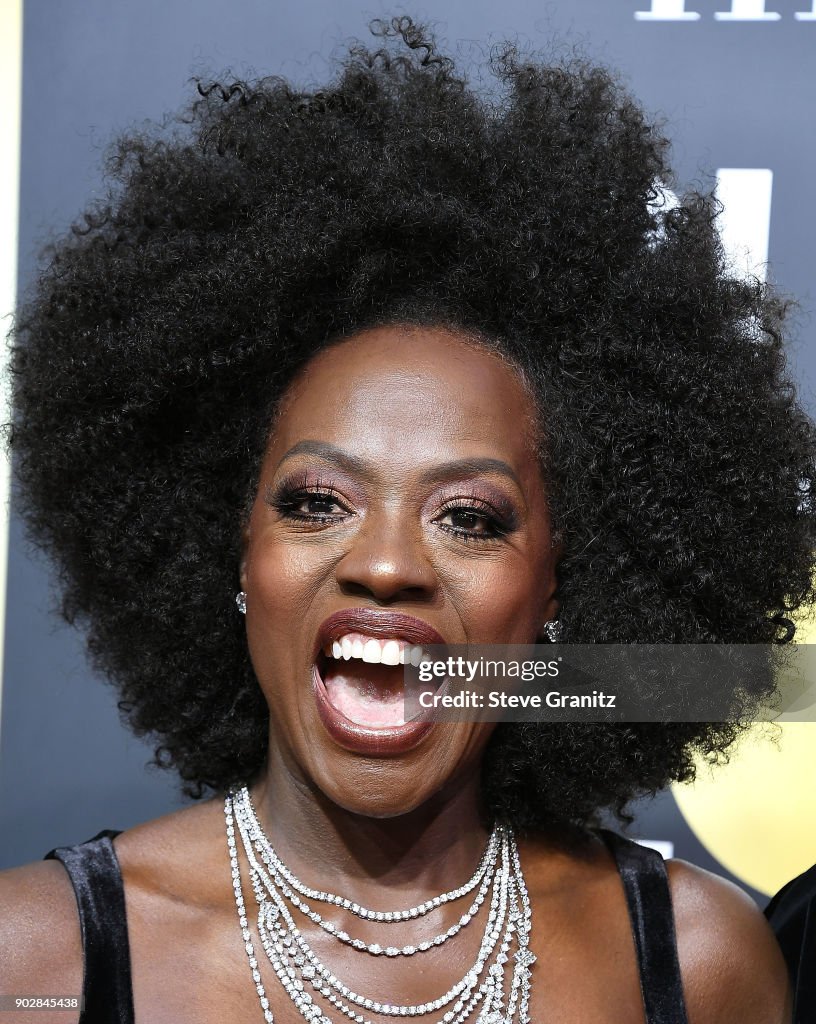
left=248, top=750, right=493, bottom=907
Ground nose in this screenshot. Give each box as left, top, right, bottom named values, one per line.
left=334, top=512, right=437, bottom=602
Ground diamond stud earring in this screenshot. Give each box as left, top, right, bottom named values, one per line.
left=542, top=620, right=562, bottom=642
left=235, top=591, right=247, bottom=615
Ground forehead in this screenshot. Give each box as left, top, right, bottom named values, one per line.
left=268, top=325, right=540, bottom=467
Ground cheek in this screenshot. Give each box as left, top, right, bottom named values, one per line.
left=243, top=537, right=334, bottom=688
left=444, top=556, right=551, bottom=641
left=247, top=534, right=329, bottom=613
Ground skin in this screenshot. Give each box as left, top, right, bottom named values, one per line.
left=0, top=326, right=791, bottom=1023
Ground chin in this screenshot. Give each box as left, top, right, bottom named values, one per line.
left=331, top=795, right=430, bottom=820
left=309, top=761, right=443, bottom=820
left=301, top=736, right=486, bottom=824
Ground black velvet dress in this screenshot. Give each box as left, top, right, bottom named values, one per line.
left=765, top=863, right=816, bottom=1024
left=45, top=829, right=690, bottom=1024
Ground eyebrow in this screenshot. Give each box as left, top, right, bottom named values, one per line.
left=275, top=441, right=521, bottom=488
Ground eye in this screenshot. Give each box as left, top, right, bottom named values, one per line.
left=434, top=501, right=509, bottom=542
left=290, top=492, right=346, bottom=520
left=268, top=480, right=352, bottom=524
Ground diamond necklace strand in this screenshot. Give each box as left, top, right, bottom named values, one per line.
left=241, top=788, right=501, bottom=924
left=226, top=790, right=533, bottom=1024
left=237, top=796, right=509, bottom=1017
left=237, top=787, right=500, bottom=956
left=229, top=794, right=513, bottom=1024
left=225, top=787, right=535, bottom=1024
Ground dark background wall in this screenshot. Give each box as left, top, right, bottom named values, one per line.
left=3, top=0, right=815, bottom=905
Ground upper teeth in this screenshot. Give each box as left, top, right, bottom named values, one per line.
left=325, top=635, right=427, bottom=666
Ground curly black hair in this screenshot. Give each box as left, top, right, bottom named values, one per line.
left=9, top=17, right=816, bottom=831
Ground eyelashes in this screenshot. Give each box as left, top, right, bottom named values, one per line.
left=433, top=498, right=514, bottom=542
left=266, top=474, right=519, bottom=543
left=267, top=475, right=348, bottom=523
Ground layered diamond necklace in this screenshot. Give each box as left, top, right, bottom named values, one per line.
left=225, top=787, right=535, bottom=1024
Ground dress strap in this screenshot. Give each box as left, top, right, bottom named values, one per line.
left=765, top=863, right=816, bottom=1024
left=44, top=831, right=134, bottom=1024
left=600, top=830, right=690, bottom=1024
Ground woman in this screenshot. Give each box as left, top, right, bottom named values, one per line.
left=766, top=864, right=816, bottom=1023
left=0, top=17, right=811, bottom=1023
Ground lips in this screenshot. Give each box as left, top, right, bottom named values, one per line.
left=311, top=608, right=445, bottom=756
left=314, top=608, right=447, bottom=655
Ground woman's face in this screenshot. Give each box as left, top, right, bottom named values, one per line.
left=241, top=325, right=559, bottom=817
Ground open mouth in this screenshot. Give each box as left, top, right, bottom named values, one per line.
left=316, top=634, right=427, bottom=728
left=310, top=609, right=446, bottom=755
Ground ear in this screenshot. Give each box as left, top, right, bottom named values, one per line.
left=538, top=536, right=563, bottom=637
left=539, top=596, right=561, bottom=638
left=239, top=520, right=251, bottom=592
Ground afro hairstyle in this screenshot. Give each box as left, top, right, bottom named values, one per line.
left=10, top=17, right=816, bottom=830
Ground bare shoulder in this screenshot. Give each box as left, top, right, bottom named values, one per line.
left=667, top=859, right=791, bottom=1024
left=110, top=796, right=227, bottom=906
left=0, top=859, right=82, bottom=1023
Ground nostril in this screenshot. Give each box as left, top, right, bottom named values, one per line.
left=334, top=544, right=437, bottom=601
